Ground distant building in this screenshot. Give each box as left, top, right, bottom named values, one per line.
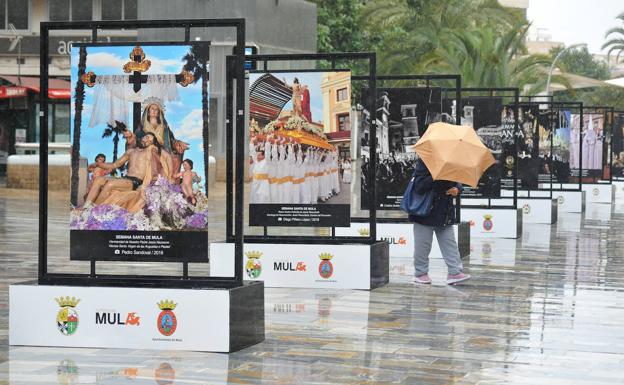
left=321, top=72, right=351, bottom=158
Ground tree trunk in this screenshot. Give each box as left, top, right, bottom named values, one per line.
left=70, top=46, right=87, bottom=206
left=201, top=63, right=210, bottom=196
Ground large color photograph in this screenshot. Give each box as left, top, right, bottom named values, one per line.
left=69, top=43, right=210, bottom=260
left=248, top=71, right=351, bottom=226
left=552, top=110, right=573, bottom=183
left=570, top=112, right=605, bottom=179
left=360, top=87, right=445, bottom=210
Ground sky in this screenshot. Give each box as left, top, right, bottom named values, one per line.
left=527, top=0, right=624, bottom=54
left=70, top=44, right=206, bottom=180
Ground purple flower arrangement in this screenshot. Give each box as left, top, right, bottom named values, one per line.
left=70, top=176, right=208, bottom=231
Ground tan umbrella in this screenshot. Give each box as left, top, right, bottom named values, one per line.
left=413, top=122, right=495, bottom=188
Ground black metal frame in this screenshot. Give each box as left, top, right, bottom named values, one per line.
left=39, top=19, right=247, bottom=288
left=226, top=52, right=378, bottom=244
left=459, top=87, right=520, bottom=210
left=583, top=106, right=614, bottom=184
left=540, top=102, right=584, bottom=193
left=613, top=110, right=624, bottom=181
left=349, top=74, right=462, bottom=224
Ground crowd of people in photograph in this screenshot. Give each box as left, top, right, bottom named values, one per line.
left=249, top=134, right=349, bottom=204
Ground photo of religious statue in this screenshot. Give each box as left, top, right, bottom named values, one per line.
left=248, top=72, right=352, bottom=227
left=69, top=44, right=209, bottom=233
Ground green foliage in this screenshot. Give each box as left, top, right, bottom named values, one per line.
left=602, top=12, right=624, bottom=63
left=313, top=0, right=556, bottom=93
left=550, top=46, right=624, bottom=110
left=550, top=46, right=611, bottom=80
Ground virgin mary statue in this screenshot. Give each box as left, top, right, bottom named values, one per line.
left=130, top=96, right=188, bottom=176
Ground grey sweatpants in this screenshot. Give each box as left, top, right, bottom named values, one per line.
left=413, top=222, right=463, bottom=276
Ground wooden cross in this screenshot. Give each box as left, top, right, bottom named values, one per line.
left=81, top=45, right=194, bottom=131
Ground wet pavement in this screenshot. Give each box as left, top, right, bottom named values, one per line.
left=1, top=186, right=624, bottom=384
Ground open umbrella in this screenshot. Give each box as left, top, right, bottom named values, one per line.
left=413, top=122, right=495, bottom=187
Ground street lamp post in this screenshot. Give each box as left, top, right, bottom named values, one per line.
left=546, top=43, right=587, bottom=95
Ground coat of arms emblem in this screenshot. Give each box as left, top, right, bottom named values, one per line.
left=318, top=253, right=334, bottom=279
left=482, top=214, right=493, bottom=231
left=157, top=300, right=178, bottom=336
left=56, top=296, right=80, bottom=336
left=245, top=251, right=263, bottom=279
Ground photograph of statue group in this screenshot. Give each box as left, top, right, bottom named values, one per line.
left=68, top=43, right=211, bottom=260
left=247, top=71, right=352, bottom=226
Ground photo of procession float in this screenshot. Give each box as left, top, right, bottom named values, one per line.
left=247, top=72, right=352, bottom=208
left=69, top=44, right=210, bottom=232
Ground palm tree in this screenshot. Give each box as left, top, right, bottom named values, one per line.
left=183, top=44, right=210, bottom=194
left=430, top=23, right=570, bottom=94
left=360, top=0, right=520, bottom=76
left=70, top=46, right=87, bottom=206
left=602, top=12, right=624, bottom=63
left=101, top=120, right=126, bottom=174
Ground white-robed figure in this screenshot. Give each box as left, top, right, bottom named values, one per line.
left=268, top=139, right=279, bottom=202
left=593, top=117, right=603, bottom=171
left=570, top=116, right=580, bottom=169
left=276, top=142, right=287, bottom=203
left=332, top=151, right=341, bottom=194
left=250, top=140, right=271, bottom=203
left=301, top=147, right=312, bottom=204
left=292, top=146, right=303, bottom=204
left=343, top=159, right=352, bottom=183
left=582, top=115, right=597, bottom=170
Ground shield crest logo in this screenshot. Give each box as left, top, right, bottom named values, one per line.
left=318, top=253, right=334, bottom=279
left=55, top=296, right=80, bottom=336
left=245, top=251, right=263, bottom=279
left=157, top=300, right=178, bottom=336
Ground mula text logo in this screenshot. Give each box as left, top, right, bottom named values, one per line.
left=157, top=300, right=178, bottom=337
left=245, top=251, right=262, bottom=279
left=318, top=253, right=334, bottom=279
left=56, top=296, right=80, bottom=336
left=274, top=261, right=307, bottom=272
left=95, top=312, right=141, bottom=326
left=381, top=236, right=407, bottom=246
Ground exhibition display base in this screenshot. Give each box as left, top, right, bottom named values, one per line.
left=335, top=221, right=471, bottom=259
left=506, top=188, right=585, bottom=214
left=9, top=280, right=265, bottom=353
left=517, top=198, right=558, bottom=224
left=460, top=207, right=523, bottom=239
left=582, top=183, right=614, bottom=204
left=210, top=241, right=389, bottom=290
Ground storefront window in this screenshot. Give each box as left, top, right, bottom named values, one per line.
left=0, top=0, right=29, bottom=30
left=48, top=0, right=70, bottom=21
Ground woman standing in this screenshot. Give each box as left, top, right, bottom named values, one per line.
left=410, top=158, right=470, bottom=285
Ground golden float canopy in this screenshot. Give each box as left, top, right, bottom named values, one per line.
left=274, top=129, right=335, bottom=151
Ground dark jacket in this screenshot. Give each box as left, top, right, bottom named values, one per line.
left=408, top=159, right=461, bottom=227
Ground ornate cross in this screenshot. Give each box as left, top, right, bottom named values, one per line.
left=81, top=45, right=194, bottom=130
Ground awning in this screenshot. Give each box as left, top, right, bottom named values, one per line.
left=605, top=77, right=624, bottom=88
left=0, top=75, right=71, bottom=99
left=549, top=70, right=610, bottom=91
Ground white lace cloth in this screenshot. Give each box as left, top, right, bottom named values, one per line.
left=88, top=74, right=180, bottom=128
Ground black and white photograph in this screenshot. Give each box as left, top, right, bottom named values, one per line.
left=359, top=87, right=447, bottom=210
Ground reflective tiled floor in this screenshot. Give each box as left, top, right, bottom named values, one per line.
left=1, top=187, right=624, bottom=384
